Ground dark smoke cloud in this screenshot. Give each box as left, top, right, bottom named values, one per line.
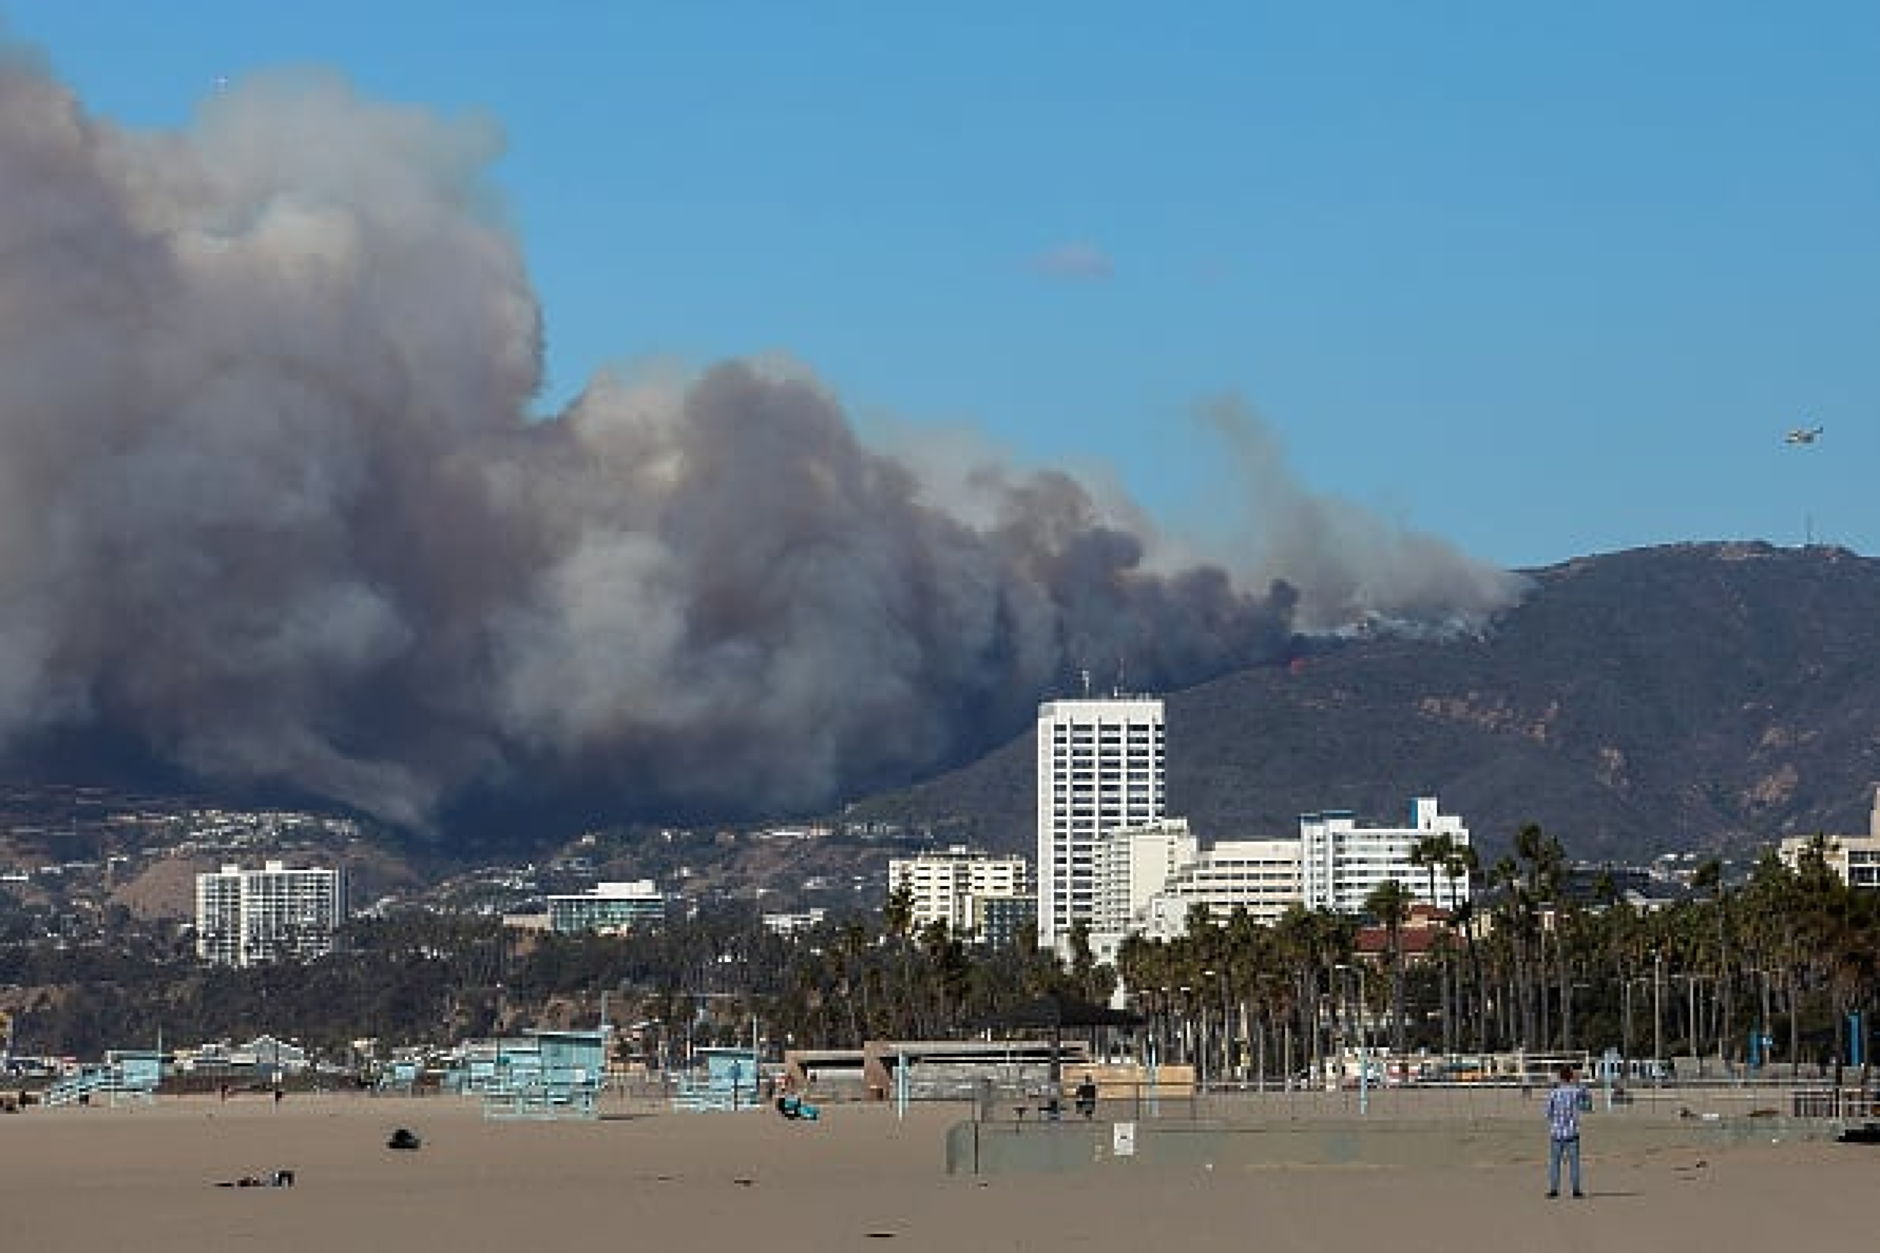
left=0, top=53, right=1527, bottom=830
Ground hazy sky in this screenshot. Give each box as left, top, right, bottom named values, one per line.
left=6, top=0, right=1875, bottom=570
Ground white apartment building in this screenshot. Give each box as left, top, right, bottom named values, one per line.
left=1088, top=819, right=1304, bottom=962
left=1036, top=694, right=1165, bottom=951
left=1080, top=797, right=1470, bottom=960
left=195, top=860, right=347, bottom=967
left=1300, top=796, right=1471, bottom=915
left=1091, top=818, right=1196, bottom=943
left=1144, top=836, right=1305, bottom=932
left=1082, top=797, right=1467, bottom=966
left=1778, top=787, right=1880, bottom=890
left=888, top=847, right=1029, bottom=941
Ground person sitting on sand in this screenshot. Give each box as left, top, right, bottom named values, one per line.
left=219, top=1169, right=294, bottom=1188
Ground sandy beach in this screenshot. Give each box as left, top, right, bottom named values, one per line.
left=3, top=1091, right=1875, bottom=1252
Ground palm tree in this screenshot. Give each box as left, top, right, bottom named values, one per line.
left=1443, top=842, right=1479, bottom=915
left=1509, top=823, right=1565, bottom=1048
left=1486, top=854, right=1531, bottom=1048
left=835, top=918, right=871, bottom=1044
left=1442, top=841, right=1482, bottom=1051
left=1411, top=832, right=1457, bottom=909
left=1365, top=879, right=1416, bottom=1057
left=1740, top=848, right=1813, bottom=1076
left=917, top=919, right=973, bottom=1036
left=1690, top=858, right=1732, bottom=1068
left=1116, top=931, right=1173, bottom=1066
left=1221, top=905, right=1264, bottom=1083
left=1065, top=919, right=1108, bottom=1004
left=1272, top=906, right=1351, bottom=1082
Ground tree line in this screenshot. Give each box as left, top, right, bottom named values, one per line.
left=1, top=828, right=1874, bottom=1080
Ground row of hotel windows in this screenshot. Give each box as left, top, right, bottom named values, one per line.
left=1052, top=723, right=1161, bottom=731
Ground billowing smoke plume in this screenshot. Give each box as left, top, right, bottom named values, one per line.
left=0, top=51, right=1527, bottom=830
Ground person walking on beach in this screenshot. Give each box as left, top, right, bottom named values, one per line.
left=1544, top=1064, right=1588, bottom=1198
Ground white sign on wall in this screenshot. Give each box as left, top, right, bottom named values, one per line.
left=1113, top=1121, right=1137, bottom=1157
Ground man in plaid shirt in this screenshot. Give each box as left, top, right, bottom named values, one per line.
left=1544, top=1064, right=1588, bottom=1198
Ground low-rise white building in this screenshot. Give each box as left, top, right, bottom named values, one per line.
left=1145, top=836, right=1305, bottom=931
left=1301, top=797, right=1472, bottom=915
left=1088, top=797, right=1470, bottom=958
left=1778, top=788, right=1880, bottom=890
left=763, top=908, right=827, bottom=935
left=546, top=880, right=667, bottom=933
left=1090, top=823, right=1302, bottom=959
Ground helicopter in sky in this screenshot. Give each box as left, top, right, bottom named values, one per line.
left=1785, top=424, right=1823, bottom=445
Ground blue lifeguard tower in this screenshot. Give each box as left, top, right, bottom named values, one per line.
left=377, top=1058, right=423, bottom=1095
left=670, top=1047, right=761, bottom=1111
left=43, top=1048, right=166, bottom=1107
left=479, top=1029, right=609, bottom=1120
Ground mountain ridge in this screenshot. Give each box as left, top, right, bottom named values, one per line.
left=838, top=540, right=1880, bottom=866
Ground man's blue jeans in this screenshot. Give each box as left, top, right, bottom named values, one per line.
left=1548, top=1135, right=1582, bottom=1195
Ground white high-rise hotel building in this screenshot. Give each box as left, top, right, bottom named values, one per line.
left=195, top=860, right=347, bottom=967
left=1036, top=694, right=1165, bottom=951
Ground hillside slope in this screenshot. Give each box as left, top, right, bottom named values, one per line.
left=841, top=542, right=1880, bottom=864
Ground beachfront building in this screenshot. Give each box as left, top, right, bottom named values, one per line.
left=1036, top=692, right=1165, bottom=952
left=195, top=860, right=347, bottom=967
left=1777, top=787, right=1880, bottom=890
left=546, top=880, right=667, bottom=933
left=1300, top=796, right=1472, bottom=915
left=887, top=847, right=1029, bottom=942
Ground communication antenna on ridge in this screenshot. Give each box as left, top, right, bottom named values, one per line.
left=1114, top=657, right=1127, bottom=698
left=1786, top=421, right=1822, bottom=546
left=1079, top=668, right=1092, bottom=698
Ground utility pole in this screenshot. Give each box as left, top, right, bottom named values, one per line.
left=1687, top=976, right=1701, bottom=1076
left=1653, top=952, right=1664, bottom=1072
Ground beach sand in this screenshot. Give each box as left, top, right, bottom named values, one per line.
left=3, top=1092, right=1874, bottom=1252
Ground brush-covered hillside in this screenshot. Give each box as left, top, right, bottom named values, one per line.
left=842, top=542, right=1880, bottom=866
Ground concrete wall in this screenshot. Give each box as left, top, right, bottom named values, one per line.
left=947, top=1114, right=1841, bottom=1175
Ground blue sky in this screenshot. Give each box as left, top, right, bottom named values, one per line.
left=5, top=0, right=1874, bottom=570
